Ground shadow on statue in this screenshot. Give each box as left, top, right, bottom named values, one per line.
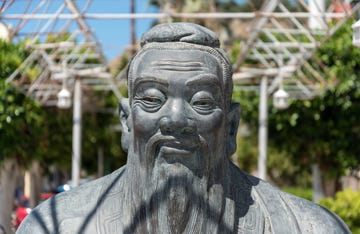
left=29, top=169, right=255, bottom=233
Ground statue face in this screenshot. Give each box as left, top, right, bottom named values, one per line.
left=128, top=49, right=228, bottom=176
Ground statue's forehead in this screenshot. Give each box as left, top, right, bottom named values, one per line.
left=133, top=48, right=222, bottom=73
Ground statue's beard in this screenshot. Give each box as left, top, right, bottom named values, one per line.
left=127, top=133, right=226, bottom=233
left=145, top=165, right=207, bottom=233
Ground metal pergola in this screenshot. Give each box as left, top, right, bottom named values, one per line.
left=234, top=0, right=359, bottom=100
left=1, top=0, right=358, bottom=182
left=1, top=1, right=358, bottom=101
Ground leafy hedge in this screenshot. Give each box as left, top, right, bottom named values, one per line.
left=318, top=189, right=360, bottom=234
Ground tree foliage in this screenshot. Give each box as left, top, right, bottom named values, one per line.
left=269, top=20, right=360, bottom=179
left=232, top=20, right=360, bottom=188
left=319, top=189, right=360, bottom=233
left=0, top=40, right=44, bottom=165
left=1, top=37, right=126, bottom=176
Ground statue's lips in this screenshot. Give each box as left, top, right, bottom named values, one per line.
left=157, top=138, right=199, bottom=156
left=147, top=133, right=201, bottom=161
left=159, top=146, right=192, bottom=156
left=153, top=138, right=201, bottom=169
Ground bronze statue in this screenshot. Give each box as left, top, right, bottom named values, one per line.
left=17, top=22, right=350, bottom=234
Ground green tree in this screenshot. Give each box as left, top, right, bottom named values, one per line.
left=269, top=20, right=360, bottom=189
left=232, top=87, right=312, bottom=187
left=232, top=20, right=360, bottom=194
left=0, top=39, right=44, bottom=234
left=0, top=39, right=127, bottom=232
left=319, top=189, right=360, bottom=233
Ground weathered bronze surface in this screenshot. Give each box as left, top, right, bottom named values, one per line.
left=18, top=22, right=350, bottom=234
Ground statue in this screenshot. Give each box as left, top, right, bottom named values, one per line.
left=17, top=22, right=350, bottom=234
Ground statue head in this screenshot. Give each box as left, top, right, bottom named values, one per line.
left=120, top=22, right=240, bottom=179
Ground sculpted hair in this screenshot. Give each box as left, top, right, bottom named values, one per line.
left=127, top=22, right=233, bottom=108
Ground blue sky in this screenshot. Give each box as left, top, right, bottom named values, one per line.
left=3, top=0, right=159, bottom=61
left=83, top=0, right=245, bottom=60
left=3, top=0, right=245, bottom=61
left=85, top=0, right=158, bottom=61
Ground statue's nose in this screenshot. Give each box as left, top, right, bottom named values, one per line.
left=159, top=100, right=196, bottom=135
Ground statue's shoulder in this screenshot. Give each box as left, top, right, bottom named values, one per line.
left=16, top=167, right=126, bottom=234
left=253, top=179, right=350, bottom=234
left=278, top=188, right=350, bottom=233
left=228, top=165, right=350, bottom=233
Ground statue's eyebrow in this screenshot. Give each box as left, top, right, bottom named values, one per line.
left=185, top=74, right=221, bottom=87
left=151, top=60, right=204, bottom=71
left=133, top=75, right=169, bottom=88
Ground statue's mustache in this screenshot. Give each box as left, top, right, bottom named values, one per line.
left=142, top=132, right=210, bottom=178
left=145, top=132, right=206, bottom=156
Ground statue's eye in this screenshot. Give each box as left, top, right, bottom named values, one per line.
left=190, top=91, right=216, bottom=114
left=142, top=96, right=163, bottom=105
left=134, top=88, right=165, bottom=112
left=192, top=99, right=214, bottom=108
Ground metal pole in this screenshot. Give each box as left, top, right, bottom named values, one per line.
left=97, top=146, right=104, bottom=178
left=130, top=0, right=136, bottom=55
left=72, top=78, right=82, bottom=187
left=258, top=76, right=268, bottom=180
left=312, top=163, right=324, bottom=202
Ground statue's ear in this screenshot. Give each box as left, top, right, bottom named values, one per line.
left=227, top=102, right=240, bottom=156
left=119, top=98, right=131, bottom=152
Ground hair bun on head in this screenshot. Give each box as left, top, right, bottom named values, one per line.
left=140, top=22, right=220, bottom=48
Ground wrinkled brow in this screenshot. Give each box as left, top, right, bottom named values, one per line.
left=185, top=74, right=222, bottom=87
left=151, top=60, right=207, bottom=71
left=133, top=75, right=169, bottom=88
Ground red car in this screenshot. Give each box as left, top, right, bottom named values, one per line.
left=14, top=193, right=55, bottom=229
